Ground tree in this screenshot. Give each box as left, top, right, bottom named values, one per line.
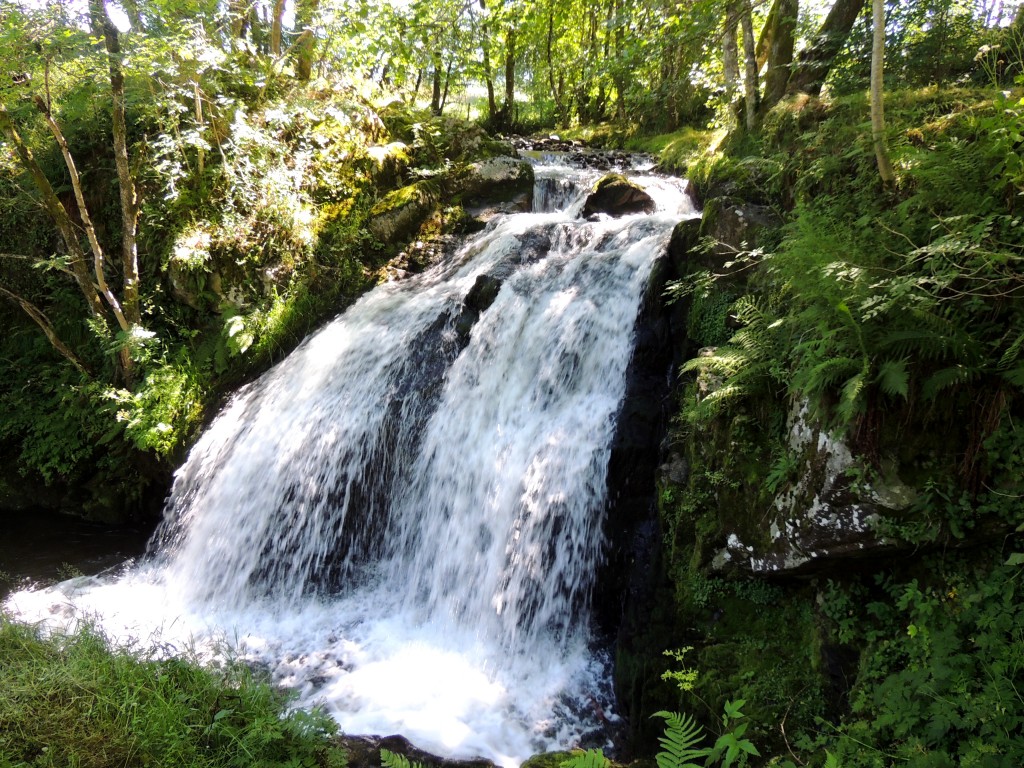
left=786, top=0, right=866, bottom=96
left=739, top=0, right=759, bottom=130
left=758, top=0, right=798, bottom=113
left=870, top=0, right=895, bottom=185
left=0, top=0, right=145, bottom=383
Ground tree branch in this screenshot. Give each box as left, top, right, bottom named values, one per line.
left=0, top=284, right=93, bottom=376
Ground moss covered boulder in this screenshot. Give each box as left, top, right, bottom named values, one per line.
left=460, top=156, right=534, bottom=208
left=367, top=179, right=443, bottom=245
left=582, top=174, right=655, bottom=218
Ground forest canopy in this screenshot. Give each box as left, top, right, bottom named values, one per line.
left=0, top=0, right=1021, bottom=506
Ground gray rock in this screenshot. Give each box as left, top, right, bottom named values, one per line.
left=582, top=173, right=655, bottom=218
left=461, top=156, right=534, bottom=206
left=710, top=403, right=905, bottom=575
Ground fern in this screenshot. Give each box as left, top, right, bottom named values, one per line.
left=652, top=710, right=709, bottom=768
left=875, top=358, right=910, bottom=400
left=381, top=748, right=428, bottom=768
left=560, top=748, right=612, bottom=768
left=921, top=364, right=981, bottom=401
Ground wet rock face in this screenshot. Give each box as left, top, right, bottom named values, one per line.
left=699, top=198, right=781, bottom=257
left=594, top=251, right=676, bottom=637
left=508, top=136, right=656, bottom=172
left=709, top=404, right=914, bottom=576
left=339, top=734, right=495, bottom=768
left=582, top=174, right=656, bottom=218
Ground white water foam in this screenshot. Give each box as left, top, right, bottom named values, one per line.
left=5, top=165, right=696, bottom=767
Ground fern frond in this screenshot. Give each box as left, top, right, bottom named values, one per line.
left=880, top=309, right=983, bottom=365
left=681, top=348, right=752, bottom=377
left=922, top=365, right=980, bottom=400
left=875, top=358, right=910, bottom=400
left=684, top=384, right=747, bottom=424
left=560, top=748, right=611, bottom=768
left=652, top=710, right=709, bottom=768
left=823, top=749, right=841, bottom=768
left=837, top=371, right=867, bottom=423
left=801, top=356, right=860, bottom=393
left=381, top=749, right=427, bottom=768
left=1001, top=362, right=1024, bottom=390
left=998, top=328, right=1024, bottom=370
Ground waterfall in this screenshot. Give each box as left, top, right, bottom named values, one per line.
left=6, top=159, right=695, bottom=767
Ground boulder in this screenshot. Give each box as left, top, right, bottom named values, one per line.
left=367, top=179, right=442, bottom=245
left=338, top=734, right=495, bottom=768
left=460, top=156, right=534, bottom=207
left=709, top=403, right=914, bottom=576
left=698, top=198, right=782, bottom=258
left=582, top=173, right=655, bottom=218
left=464, top=274, right=502, bottom=313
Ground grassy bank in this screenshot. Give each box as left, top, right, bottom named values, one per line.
left=0, top=614, right=346, bottom=768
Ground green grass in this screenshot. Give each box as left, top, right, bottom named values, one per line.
left=0, top=614, right=347, bottom=768
left=623, top=128, right=717, bottom=174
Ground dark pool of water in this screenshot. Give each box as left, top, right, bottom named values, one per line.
left=0, top=510, right=153, bottom=600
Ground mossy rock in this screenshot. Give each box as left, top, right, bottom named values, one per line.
left=666, top=218, right=701, bottom=277
left=695, top=197, right=781, bottom=278
left=520, top=752, right=573, bottom=768
left=365, top=142, right=412, bottom=188
left=687, top=155, right=784, bottom=208
left=459, top=156, right=534, bottom=207
left=582, top=174, right=655, bottom=218
left=368, top=179, right=442, bottom=245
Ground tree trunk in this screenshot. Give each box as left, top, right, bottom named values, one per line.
left=93, top=2, right=141, bottom=325
left=612, top=0, right=627, bottom=121
left=229, top=0, right=248, bottom=39
left=503, top=25, right=516, bottom=125
left=723, top=1, right=740, bottom=104
left=270, top=0, right=285, bottom=55
left=430, top=52, right=443, bottom=115
left=0, top=106, right=106, bottom=322
left=760, top=0, right=797, bottom=113
left=546, top=5, right=564, bottom=123
left=870, top=0, right=894, bottom=186
left=440, top=60, right=453, bottom=113
left=35, top=98, right=130, bottom=334
left=91, top=0, right=142, bottom=381
left=294, top=0, right=321, bottom=80
left=740, top=0, right=759, bottom=130
left=786, top=0, right=865, bottom=96
left=0, top=286, right=93, bottom=376
left=474, top=0, right=498, bottom=121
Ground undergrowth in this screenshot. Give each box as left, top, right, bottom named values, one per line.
left=656, top=84, right=1024, bottom=768
left=0, top=614, right=347, bottom=768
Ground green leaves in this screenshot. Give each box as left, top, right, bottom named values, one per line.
left=652, top=711, right=709, bottom=768
left=707, top=700, right=760, bottom=768
left=560, top=748, right=612, bottom=768
left=381, top=749, right=427, bottom=768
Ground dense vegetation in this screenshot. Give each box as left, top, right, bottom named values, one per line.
left=646, top=18, right=1024, bottom=768
left=2, top=0, right=1024, bottom=766
left=0, top=614, right=347, bottom=767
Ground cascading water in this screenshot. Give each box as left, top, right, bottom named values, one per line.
left=6, top=158, right=696, bottom=767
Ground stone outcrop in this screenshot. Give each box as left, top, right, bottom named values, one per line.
left=582, top=173, right=655, bottom=218
left=366, top=157, right=534, bottom=252
left=709, top=403, right=914, bottom=575
left=367, top=179, right=443, bottom=245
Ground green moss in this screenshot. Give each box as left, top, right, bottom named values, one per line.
left=624, top=128, right=716, bottom=175
left=521, top=752, right=575, bottom=768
